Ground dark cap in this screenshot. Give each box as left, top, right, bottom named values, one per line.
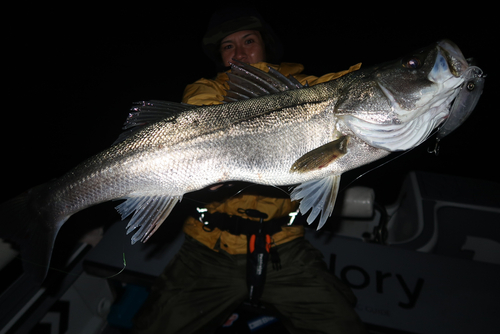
left=202, top=7, right=283, bottom=71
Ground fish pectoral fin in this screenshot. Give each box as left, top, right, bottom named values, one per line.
left=290, top=174, right=341, bottom=230
left=115, top=195, right=182, bottom=244
left=290, top=136, right=349, bottom=173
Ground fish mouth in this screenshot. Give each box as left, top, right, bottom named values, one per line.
left=436, top=39, right=469, bottom=78
left=341, top=39, right=470, bottom=152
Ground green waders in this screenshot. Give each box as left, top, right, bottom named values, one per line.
left=132, top=236, right=367, bottom=334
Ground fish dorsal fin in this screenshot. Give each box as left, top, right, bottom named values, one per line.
left=114, top=100, right=196, bottom=144
left=115, top=195, right=182, bottom=244
left=290, top=174, right=341, bottom=229
left=224, top=60, right=305, bottom=102
left=123, top=100, right=194, bottom=129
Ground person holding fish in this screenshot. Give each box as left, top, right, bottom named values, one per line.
left=132, top=6, right=367, bottom=334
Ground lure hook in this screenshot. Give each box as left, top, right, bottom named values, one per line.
left=428, top=137, right=441, bottom=156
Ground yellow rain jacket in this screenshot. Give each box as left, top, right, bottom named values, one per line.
left=182, top=62, right=361, bottom=254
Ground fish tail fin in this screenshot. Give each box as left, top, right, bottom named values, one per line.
left=0, top=185, right=68, bottom=284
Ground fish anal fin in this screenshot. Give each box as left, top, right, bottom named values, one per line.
left=290, top=136, right=349, bottom=173
left=115, top=195, right=182, bottom=244
left=290, top=174, right=341, bottom=229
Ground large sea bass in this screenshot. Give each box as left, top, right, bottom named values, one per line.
left=1, top=39, right=483, bottom=282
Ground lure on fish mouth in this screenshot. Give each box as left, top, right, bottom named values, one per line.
left=439, top=66, right=485, bottom=139
left=428, top=63, right=485, bottom=154
left=0, top=39, right=482, bottom=283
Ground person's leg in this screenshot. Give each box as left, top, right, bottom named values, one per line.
left=261, top=238, right=367, bottom=334
left=132, top=237, right=248, bottom=334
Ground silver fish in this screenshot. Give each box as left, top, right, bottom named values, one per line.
left=1, top=39, right=479, bottom=282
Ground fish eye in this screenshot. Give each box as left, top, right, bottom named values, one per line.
left=466, top=81, right=475, bottom=91
left=403, top=57, right=422, bottom=69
